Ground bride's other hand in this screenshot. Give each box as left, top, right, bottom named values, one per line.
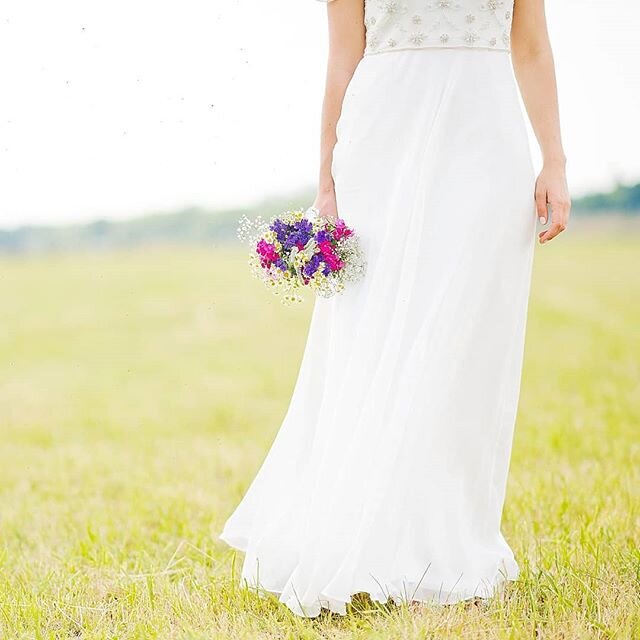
left=312, top=188, right=339, bottom=221
left=535, top=163, right=571, bottom=244
left=511, top=0, right=570, bottom=245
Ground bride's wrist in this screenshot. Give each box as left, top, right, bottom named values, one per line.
left=542, top=153, right=567, bottom=170
left=317, top=179, right=335, bottom=195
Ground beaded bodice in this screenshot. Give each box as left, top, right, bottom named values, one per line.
left=318, top=0, right=514, bottom=56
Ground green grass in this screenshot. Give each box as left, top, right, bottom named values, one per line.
left=0, top=237, right=638, bottom=639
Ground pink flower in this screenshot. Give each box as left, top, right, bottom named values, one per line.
left=256, top=239, right=280, bottom=268
left=319, top=240, right=344, bottom=272
left=318, top=240, right=333, bottom=256
left=333, top=218, right=353, bottom=241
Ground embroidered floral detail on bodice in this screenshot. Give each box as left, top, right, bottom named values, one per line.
left=317, top=0, right=514, bottom=55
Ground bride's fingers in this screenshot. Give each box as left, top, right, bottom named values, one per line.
left=539, top=220, right=566, bottom=244
left=535, top=187, right=548, bottom=224
left=538, top=197, right=570, bottom=243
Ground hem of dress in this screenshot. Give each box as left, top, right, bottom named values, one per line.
left=218, top=529, right=520, bottom=619
left=364, top=44, right=511, bottom=57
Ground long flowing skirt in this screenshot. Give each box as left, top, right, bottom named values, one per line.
left=220, top=48, right=536, bottom=617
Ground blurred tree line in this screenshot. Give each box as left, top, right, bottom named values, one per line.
left=0, top=189, right=314, bottom=255
left=0, top=183, right=638, bottom=255
left=572, top=182, right=640, bottom=214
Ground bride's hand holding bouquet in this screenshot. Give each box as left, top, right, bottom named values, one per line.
left=237, top=188, right=365, bottom=304
left=311, top=185, right=339, bottom=222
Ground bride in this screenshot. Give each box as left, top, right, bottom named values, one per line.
left=220, top=0, right=571, bottom=617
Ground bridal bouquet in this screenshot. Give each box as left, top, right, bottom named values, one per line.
left=237, top=208, right=365, bottom=304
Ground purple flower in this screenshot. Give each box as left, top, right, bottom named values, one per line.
left=270, top=219, right=292, bottom=244
left=315, top=229, right=331, bottom=244
left=296, top=219, right=313, bottom=235
left=303, top=253, right=322, bottom=278
left=284, top=229, right=311, bottom=250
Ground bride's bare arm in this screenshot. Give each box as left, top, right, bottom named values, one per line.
left=511, top=0, right=570, bottom=244
left=313, top=0, right=365, bottom=219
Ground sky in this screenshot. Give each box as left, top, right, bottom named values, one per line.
left=0, top=0, right=639, bottom=228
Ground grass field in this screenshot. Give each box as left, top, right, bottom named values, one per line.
left=0, top=235, right=639, bottom=639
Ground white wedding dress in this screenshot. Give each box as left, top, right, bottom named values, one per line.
left=220, top=0, right=536, bottom=617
